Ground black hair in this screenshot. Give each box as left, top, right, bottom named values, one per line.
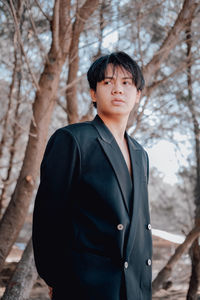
left=87, top=51, right=145, bottom=93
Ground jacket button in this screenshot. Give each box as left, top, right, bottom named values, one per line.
left=147, top=224, right=151, bottom=230
left=124, top=261, right=128, bottom=269
left=117, top=224, right=124, bottom=230
left=147, top=259, right=151, bottom=266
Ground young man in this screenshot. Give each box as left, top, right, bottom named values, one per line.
left=32, top=52, right=152, bottom=300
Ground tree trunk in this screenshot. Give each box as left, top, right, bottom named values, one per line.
left=2, top=239, right=38, bottom=300
left=0, top=0, right=99, bottom=275
left=185, top=19, right=200, bottom=300
left=0, top=0, right=72, bottom=273
left=187, top=239, right=200, bottom=300
left=0, top=52, right=64, bottom=275
left=66, top=0, right=99, bottom=124
left=152, top=225, right=200, bottom=294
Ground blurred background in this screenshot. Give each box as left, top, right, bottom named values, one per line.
left=0, top=0, right=199, bottom=299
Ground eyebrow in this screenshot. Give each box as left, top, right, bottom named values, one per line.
left=104, top=76, right=133, bottom=79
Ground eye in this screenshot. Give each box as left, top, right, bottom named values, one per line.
left=123, top=80, right=132, bottom=85
left=104, top=80, right=111, bottom=85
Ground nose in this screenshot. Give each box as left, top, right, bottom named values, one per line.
left=111, top=82, right=123, bottom=94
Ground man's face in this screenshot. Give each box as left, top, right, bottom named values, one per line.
left=90, top=64, right=141, bottom=118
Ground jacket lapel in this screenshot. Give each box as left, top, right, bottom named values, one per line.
left=92, top=115, right=132, bottom=214
left=92, top=115, right=144, bottom=258
left=125, top=135, right=143, bottom=258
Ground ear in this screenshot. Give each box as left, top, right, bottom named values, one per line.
left=136, top=90, right=141, bottom=104
left=90, top=89, right=97, bottom=103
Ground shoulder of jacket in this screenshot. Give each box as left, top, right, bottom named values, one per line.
left=53, top=121, right=97, bottom=145
left=55, top=121, right=94, bottom=135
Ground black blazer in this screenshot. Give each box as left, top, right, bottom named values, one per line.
left=32, top=115, right=152, bottom=300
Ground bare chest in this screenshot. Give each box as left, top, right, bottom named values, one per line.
left=118, top=141, right=132, bottom=178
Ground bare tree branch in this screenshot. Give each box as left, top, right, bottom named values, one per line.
left=51, top=0, right=60, bottom=54
left=127, top=0, right=199, bottom=128
left=34, top=0, right=51, bottom=22
left=9, top=0, right=40, bottom=91
left=152, top=225, right=200, bottom=294
left=66, top=0, right=99, bottom=124
left=143, top=0, right=198, bottom=85
left=25, top=0, right=49, bottom=58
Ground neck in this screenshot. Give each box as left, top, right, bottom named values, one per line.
left=98, top=113, right=128, bottom=142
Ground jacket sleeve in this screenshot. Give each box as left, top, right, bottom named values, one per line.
left=32, top=128, right=81, bottom=287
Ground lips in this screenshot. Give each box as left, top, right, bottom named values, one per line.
left=111, top=98, right=125, bottom=105
left=112, top=98, right=125, bottom=103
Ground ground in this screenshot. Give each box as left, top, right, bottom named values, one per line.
left=1, top=233, right=200, bottom=299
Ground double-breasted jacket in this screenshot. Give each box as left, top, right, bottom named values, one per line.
left=32, top=114, right=152, bottom=300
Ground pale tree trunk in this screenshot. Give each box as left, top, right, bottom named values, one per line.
left=66, top=0, right=99, bottom=124
left=0, top=0, right=24, bottom=214
left=186, top=20, right=200, bottom=300
left=93, top=0, right=107, bottom=60
left=0, top=0, right=72, bottom=273
left=0, top=49, right=21, bottom=217
left=152, top=225, right=200, bottom=294
left=0, top=47, right=18, bottom=215
left=127, top=0, right=198, bottom=129
left=0, top=49, right=17, bottom=159
left=2, top=239, right=38, bottom=300
left=0, top=66, right=22, bottom=218
left=0, top=0, right=23, bottom=157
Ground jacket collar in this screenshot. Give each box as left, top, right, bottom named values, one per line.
left=91, top=114, right=114, bottom=144
left=91, top=114, right=140, bottom=151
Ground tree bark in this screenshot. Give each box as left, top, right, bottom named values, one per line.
left=0, top=0, right=72, bottom=273
left=2, top=239, right=38, bottom=300
left=66, top=0, right=99, bottom=124
left=152, top=225, right=200, bottom=294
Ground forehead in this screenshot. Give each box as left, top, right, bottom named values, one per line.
left=104, top=64, right=132, bottom=78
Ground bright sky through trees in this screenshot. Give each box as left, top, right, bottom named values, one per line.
left=147, top=140, right=190, bottom=184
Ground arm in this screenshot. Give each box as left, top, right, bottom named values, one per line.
left=32, top=128, right=81, bottom=287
